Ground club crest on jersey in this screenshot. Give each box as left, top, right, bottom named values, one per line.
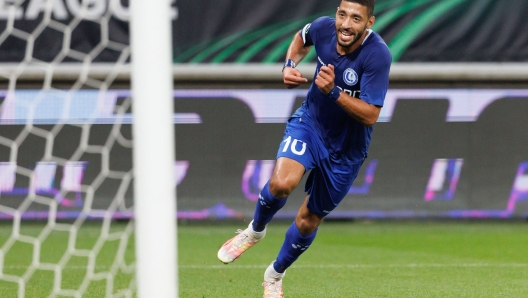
left=343, top=68, right=358, bottom=86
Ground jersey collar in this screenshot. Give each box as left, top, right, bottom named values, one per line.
left=361, top=29, right=373, bottom=45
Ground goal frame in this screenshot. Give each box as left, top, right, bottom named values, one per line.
left=129, top=0, right=177, bottom=297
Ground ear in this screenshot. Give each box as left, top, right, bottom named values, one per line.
left=367, top=15, right=375, bottom=29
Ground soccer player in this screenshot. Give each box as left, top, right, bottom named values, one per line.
left=218, top=0, right=391, bottom=296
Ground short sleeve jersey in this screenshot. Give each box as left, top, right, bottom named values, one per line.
left=291, top=16, right=391, bottom=163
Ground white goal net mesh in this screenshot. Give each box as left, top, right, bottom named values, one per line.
left=0, top=1, right=145, bottom=297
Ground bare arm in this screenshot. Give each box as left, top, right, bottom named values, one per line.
left=315, top=64, right=381, bottom=127
left=336, top=93, right=381, bottom=127
left=282, top=33, right=311, bottom=89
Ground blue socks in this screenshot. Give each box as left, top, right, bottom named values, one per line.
left=252, top=181, right=317, bottom=273
left=273, top=222, right=317, bottom=273
left=252, top=181, right=287, bottom=232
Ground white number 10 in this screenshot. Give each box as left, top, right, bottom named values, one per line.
left=282, top=136, right=306, bottom=155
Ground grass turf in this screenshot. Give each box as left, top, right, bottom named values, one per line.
left=1, top=220, right=527, bottom=297
left=179, top=220, right=528, bottom=298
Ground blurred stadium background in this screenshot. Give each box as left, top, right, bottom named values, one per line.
left=0, top=0, right=527, bottom=297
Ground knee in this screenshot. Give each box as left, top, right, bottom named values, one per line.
left=268, top=178, right=295, bottom=198
left=295, top=215, right=321, bottom=235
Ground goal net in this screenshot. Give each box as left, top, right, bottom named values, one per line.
left=0, top=1, right=177, bottom=297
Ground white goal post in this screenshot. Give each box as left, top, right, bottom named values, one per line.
left=129, top=0, right=177, bottom=297
left=0, top=0, right=177, bottom=297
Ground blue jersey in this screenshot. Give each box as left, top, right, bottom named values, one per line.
left=291, top=16, right=391, bottom=163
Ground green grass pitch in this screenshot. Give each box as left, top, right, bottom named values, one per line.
left=1, top=220, right=527, bottom=297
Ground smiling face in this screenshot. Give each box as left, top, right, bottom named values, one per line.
left=335, top=1, right=375, bottom=54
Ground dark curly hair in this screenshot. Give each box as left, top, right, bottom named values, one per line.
left=343, top=0, right=375, bottom=16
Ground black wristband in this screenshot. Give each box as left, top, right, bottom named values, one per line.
left=327, top=85, right=341, bottom=101
left=282, top=59, right=296, bottom=72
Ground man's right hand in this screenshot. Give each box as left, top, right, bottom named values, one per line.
left=283, top=67, right=308, bottom=89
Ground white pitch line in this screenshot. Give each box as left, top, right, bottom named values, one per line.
left=3, top=263, right=526, bottom=271
left=180, top=263, right=528, bottom=269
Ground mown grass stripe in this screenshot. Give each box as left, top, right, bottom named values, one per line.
left=180, top=263, right=528, bottom=269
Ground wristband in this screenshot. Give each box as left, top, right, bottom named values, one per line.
left=282, top=59, right=296, bottom=72
left=327, top=85, right=341, bottom=101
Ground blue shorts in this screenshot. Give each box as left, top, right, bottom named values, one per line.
left=276, top=117, right=365, bottom=217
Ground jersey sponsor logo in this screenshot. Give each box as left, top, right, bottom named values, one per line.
left=343, top=68, right=358, bottom=86
left=336, top=86, right=361, bottom=98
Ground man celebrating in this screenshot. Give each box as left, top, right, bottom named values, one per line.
left=218, top=1, right=391, bottom=297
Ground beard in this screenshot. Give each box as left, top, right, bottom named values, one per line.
left=336, top=27, right=366, bottom=49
